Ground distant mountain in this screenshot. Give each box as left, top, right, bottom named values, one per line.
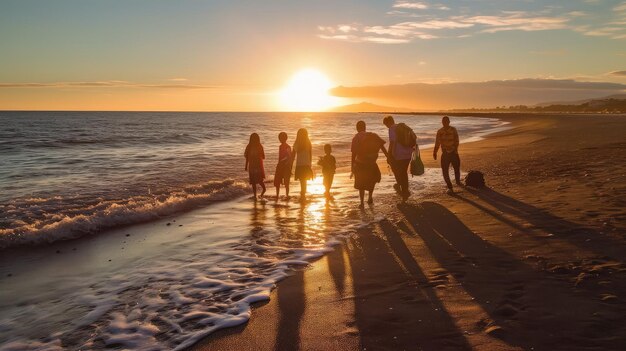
left=534, top=93, right=626, bottom=107
left=452, top=96, right=626, bottom=113
left=329, top=101, right=411, bottom=113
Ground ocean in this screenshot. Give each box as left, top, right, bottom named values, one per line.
left=0, top=111, right=507, bottom=350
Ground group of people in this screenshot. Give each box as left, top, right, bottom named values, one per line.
left=244, top=115, right=462, bottom=205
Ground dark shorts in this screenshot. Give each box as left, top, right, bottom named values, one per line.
left=274, top=162, right=291, bottom=187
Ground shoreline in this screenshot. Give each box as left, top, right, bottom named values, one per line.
left=2, top=113, right=624, bottom=350
left=191, top=113, right=626, bottom=350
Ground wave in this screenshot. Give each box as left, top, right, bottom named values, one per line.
left=0, top=180, right=249, bottom=249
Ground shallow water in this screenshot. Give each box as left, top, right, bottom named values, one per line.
left=0, top=111, right=505, bottom=247
left=0, top=112, right=507, bottom=350
left=0, top=172, right=437, bottom=350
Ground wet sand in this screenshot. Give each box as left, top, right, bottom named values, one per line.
left=192, top=114, right=626, bottom=350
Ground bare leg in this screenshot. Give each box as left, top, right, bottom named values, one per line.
left=275, top=186, right=280, bottom=198
left=285, top=182, right=290, bottom=197
left=300, top=179, right=307, bottom=196
left=359, top=189, right=365, bottom=207
left=260, top=182, right=266, bottom=197
left=367, top=190, right=374, bottom=204
left=252, top=184, right=257, bottom=199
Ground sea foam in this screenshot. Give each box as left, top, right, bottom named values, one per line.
left=0, top=180, right=248, bottom=248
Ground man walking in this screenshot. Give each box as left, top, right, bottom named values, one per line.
left=383, top=115, right=413, bottom=200
left=433, top=116, right=461, bottom=194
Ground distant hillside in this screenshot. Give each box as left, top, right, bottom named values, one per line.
left=450, top=97, right=626, bottom=113
left=534, top=93, right=626, bottom=107
left=329, top=101, right=411, bottom=113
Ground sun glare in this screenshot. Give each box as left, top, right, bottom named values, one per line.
left=278, top=68, right=341, bottom=112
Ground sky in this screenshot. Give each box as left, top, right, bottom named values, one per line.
left=0, top=0, right=625, bottom=111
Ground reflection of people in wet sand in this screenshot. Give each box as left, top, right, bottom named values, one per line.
left=292, top=128, right=313, bottom=199
left=351, top=121, right=389, bottom=207
left=433, top=116, right=461, bottom=194
left=317, top=144, right=336, bottom=198
left=244, top=133, right=266, bottom=199
left=274, top=132, right=292, bottom=198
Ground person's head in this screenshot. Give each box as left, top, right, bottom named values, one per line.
left=442, top=116, right=450, bottom=127
left=296, top=128, right=309, bottom=141
left=249, top=133, right=261, bottom=145
left=294, top=128, right=311, bottom=149
left=383, top=115, right=395, bottom=128
left=324, top=144, right=332, bottom=155
left=356, top=120, right=366, bottom=132
left=278, top=132, right=288, bottom=143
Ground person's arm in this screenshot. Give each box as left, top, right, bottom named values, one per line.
left=433, top=130, right=440, bottom=160
left=453, top=127, right=459, bottom=153
left=244, top=147, right=249, bottom=170
left=379, top=136, right=389, bottom=159
left=261, top=146, right=265, bottom=160
left=388, top=130, right=395, bottom=163
left=308, top=145, right=312, bottom=165
left=351, top=152, right=356, bottom=177
left=380, top=144, right=389, bottom=159
left=291, top=144, right=297, bottom=164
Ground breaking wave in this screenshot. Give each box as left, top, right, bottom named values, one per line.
left=0, top=180, right=248, bottom=248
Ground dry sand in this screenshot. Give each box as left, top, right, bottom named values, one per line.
left=193, top=114, right=626, bottom=351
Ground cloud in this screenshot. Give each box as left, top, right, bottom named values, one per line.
left=615, top=2, right=626, bottom=12
left=466, top=14, right=569, bottom=32
left=609, top=70, right=626, bottom=76
left=393, top=1, right=428, bottom=10
left=329, top=79, right=626, bottom=109
left=319, top=2, right=626, bottom=44
left=402, top=20, right=474, bottom=29
left=0, top=81, right=215, bottom=89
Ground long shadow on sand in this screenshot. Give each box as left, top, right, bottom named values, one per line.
left=460, top=187, right=626, bottom=260
left=399, top=202, right=625, bottom=350
left=347, top=220, right=472, bottom=351
left=273, top=204, right=307, bottom=351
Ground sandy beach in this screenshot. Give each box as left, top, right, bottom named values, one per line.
left=192, top=113, right=626, bottom=351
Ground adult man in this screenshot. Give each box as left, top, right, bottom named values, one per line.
left=383, top=115, right=413, bottom=200
left=351, top=120, right=389, bottom=207
left=433, top=116, right=461, bottom=193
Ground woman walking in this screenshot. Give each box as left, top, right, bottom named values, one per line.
left=244, top=133, right=266, bottom=199
left=351, top=121, right=388, bottom=207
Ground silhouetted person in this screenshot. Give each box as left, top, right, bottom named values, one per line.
left=274, top=132, right=292, bottom=198
left=383, top=115, right=413, bottom=200
left=292, top=128, right=313, bottom=199
left=433, top=116, right=461, bottom=194
left=244, top=133, right=266, bottom=198
left=317, top=144, right=336, bottom=198
left=351, top=121, right=389, bottom=207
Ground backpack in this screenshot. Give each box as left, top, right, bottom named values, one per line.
left=396, top=123, right=417, bottom=148
left=464, top=170, right=485, bottom=188
left=410, top=145, right=425, bottom=176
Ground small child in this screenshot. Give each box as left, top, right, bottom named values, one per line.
left=274, top=132, right=292, bottom=198
left=317, top=144, right=336, bottom=198
left=244, top=133, right=266, bottom=198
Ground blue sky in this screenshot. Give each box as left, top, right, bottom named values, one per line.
left=0, top=0, right=625, bottom=110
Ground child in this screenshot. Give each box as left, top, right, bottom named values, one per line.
left=274, top=132, right=292, bottom=198
left=244, top=133, right=266, bottom=198
left=318, top=144, right=336, bottom=198
left=292, top=128, right=313, bottom=199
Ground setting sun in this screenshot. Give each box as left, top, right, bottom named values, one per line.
left=278, top=68, right=342, bottom=112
